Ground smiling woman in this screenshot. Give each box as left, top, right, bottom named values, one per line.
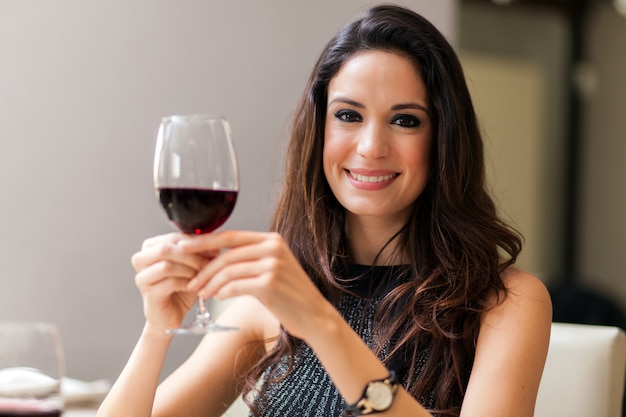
left=97, top=4, right=551, bottom=417
left=0, top=0, right=454, bottom=388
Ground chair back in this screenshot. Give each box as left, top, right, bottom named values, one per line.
left=535, top=322, right=626, bottom=417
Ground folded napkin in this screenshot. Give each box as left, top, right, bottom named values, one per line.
left=0, top=367, right=58, bottom=398
left=61, top=377, right=111, bottom=407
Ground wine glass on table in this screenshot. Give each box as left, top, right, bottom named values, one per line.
left=154, top=114, right=239, bottom=335
left=0, top=321, right=65, bottom=417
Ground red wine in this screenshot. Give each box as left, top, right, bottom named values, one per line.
left=157, top=188, right=237, bottom=234
left=0, top=404, right=61, bottom=417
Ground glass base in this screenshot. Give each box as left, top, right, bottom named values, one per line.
left=166, top=312, right=238, bottom=335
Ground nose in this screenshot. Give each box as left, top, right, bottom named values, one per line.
left=355, top=122, right=389, bottom=159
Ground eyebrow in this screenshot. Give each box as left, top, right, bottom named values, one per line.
left=392, top=103, right=430, bottom=115
left=328, top=97, right=364, bottom=108
left=328, top=97, right=430, bottom=115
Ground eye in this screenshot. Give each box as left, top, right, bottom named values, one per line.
left=391, top=114, right=422, bottom=128
left=334, top=109, right=362, bottom=123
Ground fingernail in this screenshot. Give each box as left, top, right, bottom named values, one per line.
left=188, top=279, right=197, bottom=289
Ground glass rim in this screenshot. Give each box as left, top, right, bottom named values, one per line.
left=0, top=320, right=60, bottom=331
left=161, top=114, right=227, bottom=124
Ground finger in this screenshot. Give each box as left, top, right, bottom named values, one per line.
left=188, top=238, right=281, bottom=291
left=135, top=260, right=199, bottom=290
left=212, top=275, right=262, bottom=300
left=196, top=259, right=271, bottom=299
left=178, top=230, right=275, bottom=253
left=141, top=233, right=185, bottom=249
left=144, top=234, right=221, bottom=259
left=132, top=242, right=207, bottom=272
left=143, top=277, right=193, bottom=303
left=195, top=249, right=221, bottom=259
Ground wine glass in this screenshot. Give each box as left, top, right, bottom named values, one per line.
left=154, top=114, right=239, bottom=334
left=0, top=321, right=65, bottom=417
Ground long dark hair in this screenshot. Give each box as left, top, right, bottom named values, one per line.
left=241, top=4, right=522, bottom=416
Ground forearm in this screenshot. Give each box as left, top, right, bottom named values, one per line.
left=97, top=323, right=172, bottom=417
left=304, top=303, right=432, bottom=416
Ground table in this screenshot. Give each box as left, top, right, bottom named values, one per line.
left=65, top=407, right=97, bottom=417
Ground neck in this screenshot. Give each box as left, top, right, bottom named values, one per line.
left=345, top=214, right=407, bottom=265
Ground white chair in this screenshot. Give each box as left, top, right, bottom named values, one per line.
left=535, top=322, right=626, bottom=417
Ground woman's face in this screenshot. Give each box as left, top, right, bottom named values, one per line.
left=323, top=50, right=432, bottom=226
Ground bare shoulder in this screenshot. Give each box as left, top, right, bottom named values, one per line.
left=480, top=265, right=552, bottom=349
left=501, top=266, right=549, bottom=295
left=496, top=267, right=552, bottom=319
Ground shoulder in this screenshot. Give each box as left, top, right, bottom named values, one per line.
left=475, top=267, right=553, bottom=373
left=474, top=267, right=552, bottom=381
left=501, top=266, right=550, bottom=297
left=498, top=267, right=552, bottom=319
left=482, top=266, right=552, bottom=332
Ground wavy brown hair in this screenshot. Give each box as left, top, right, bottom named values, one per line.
left=241, top=4, right=522, bottom=416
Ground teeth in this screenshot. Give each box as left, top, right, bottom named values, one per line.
left=349, top=172, right=396, bottom=183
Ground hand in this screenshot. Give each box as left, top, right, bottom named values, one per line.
left=179, top=231, right=332, bottom=340
left=131, top=233, right=216, bottom=333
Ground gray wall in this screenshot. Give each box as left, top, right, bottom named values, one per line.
left=459, top=4, right=569, bottom=282
left=579, top=3, right=626, bottom=309
left=460, top=2, right=626, bottom=318
left=0, top=1, right=456, bottom=382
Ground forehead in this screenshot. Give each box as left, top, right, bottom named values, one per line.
left=327, top=50, right=427, bottom=103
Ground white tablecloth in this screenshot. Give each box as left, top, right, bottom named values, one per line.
left=65, top=408, right=97, bottom=417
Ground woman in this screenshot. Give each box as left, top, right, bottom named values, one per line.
left=98, top=4, right=552, bottom=417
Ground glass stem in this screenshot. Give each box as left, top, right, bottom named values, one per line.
left=197, top=296, right=208, bottom=317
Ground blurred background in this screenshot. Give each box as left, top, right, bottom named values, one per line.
left=459, top=0, right=626, bottom=329
left=0, top=0, right=624, bottom=383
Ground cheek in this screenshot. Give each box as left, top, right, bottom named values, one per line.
left=322, top=137, right=334, bottom=182
left=414, top=134, right=432, bottom=171
left=405, top=144, right=431, bottom=182
left=322, top=131, right=344, bottom=173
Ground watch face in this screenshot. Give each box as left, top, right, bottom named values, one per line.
left=366, top=381, right=393, bottom=410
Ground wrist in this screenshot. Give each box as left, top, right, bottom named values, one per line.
left=141, top=322, right=174, bottom=343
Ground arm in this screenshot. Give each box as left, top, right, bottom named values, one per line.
left=97, top=234, right=270, bottom=417
left=96, top=324, right=173, bottom=417
left=98, top=297, right=270, bottom=417
left=151, top=296, right=274, bottom=417
left=97, top=233, right=198, bottom=417
left=460, top=268, right=552, bottom=416
left=298, top=291, right=434, bottom=416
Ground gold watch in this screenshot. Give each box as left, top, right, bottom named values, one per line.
left=343, top=371, right=399, bottom=416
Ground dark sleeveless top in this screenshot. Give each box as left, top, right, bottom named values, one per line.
left=250, top=264, right=436, bottom=416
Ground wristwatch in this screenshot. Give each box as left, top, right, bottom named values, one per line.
left=343, top=371, right=399, bottom=416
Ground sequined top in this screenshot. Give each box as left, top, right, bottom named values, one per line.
left=251, top=264, right=435, bottom=417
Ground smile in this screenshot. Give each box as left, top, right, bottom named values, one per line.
left=348, top=171, right=398, bottom=183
